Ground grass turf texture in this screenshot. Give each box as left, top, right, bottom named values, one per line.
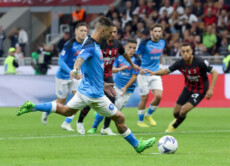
left=0, top=107, right=229, bottom=166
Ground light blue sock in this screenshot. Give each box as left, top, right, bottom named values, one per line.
left=35, top=102, right=52, bottom=113
left=138, top=110, right=145, bottom=122
left=64, top=115, right=75, bottom=123
left=146, top=105, right=158, bottom=116
left=122, top=129, right=139, bottom=148
left=92, top=113, right=104, bottom=128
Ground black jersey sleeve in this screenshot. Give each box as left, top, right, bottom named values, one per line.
left=199, top=58, right=213, bottom=73
left=118, top=41, right=125, bottom=55
left=168, top=60, right=182, bottom=72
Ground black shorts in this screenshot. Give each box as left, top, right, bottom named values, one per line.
left=104, top=76, right=115, bottom=103
left=177, top=87, right=207, bottom=106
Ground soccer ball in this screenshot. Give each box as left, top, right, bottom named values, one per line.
left=158, top=135, right=178, bottom=154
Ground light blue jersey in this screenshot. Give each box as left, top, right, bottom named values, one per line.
left=136, top=38, right=165, bottom=75
left=56, top=38, right=82, bottom=79
left=77, top=36, right=104, bottom=98
left=113, top=55, right=139, bottom=93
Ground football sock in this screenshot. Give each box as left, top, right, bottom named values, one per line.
left=138, top=109, right=145, bottom=122
left=146, top=105, right=158, bottom=116
left=173, top=115, right=186, bottom=128
left=35, top=102, right=56, bottom=113
left=78, top=106, right=91, bottom=123
left=121, top=128, right=139, bottom=148
left=103, top=117, right=111, bottom=129
left=92, top=113, right=104, bottom=128
left=64, top=115, right=75, bottom=123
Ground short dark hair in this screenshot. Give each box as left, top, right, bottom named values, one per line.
left=96, top=17, right=114, bottom=28
left=126, top=38, right=137, bottom=44
left=180, top=42, right=192, bottom=48
left=150, top=24, right=164, bottom=31
left=75, top=22, right=88, bottom=29
left=76, top=3, right=81, bottom=7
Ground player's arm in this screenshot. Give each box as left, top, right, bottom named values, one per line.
left=58, top=49, right=72, bottom=74
left=123, top=53, right=139, bottom=71
left=112, top=66, right=128, bottom=73
left=149, top=68, right=170, bottom=76
left=121, top=74, right=137, bottom=95
left=71, top=57, right=85, bottom=79
left=205, top=69, right=218, bottom=100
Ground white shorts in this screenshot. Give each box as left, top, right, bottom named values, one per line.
left=56, top=78, right=81, bottom=99
left=67, top=91, right=117, bottom=117
left=137, top=74, right=163, bottom=96
left=114, top=86, right=132, bottom=110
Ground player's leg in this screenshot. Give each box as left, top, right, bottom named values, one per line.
left=137, top=75, right=149, bottom=127
left=60, top=79, right=79, bottom=131
left=101, top=89, right=116, bottom=135
left=92, top=96, right=155, bottom=153
left=77, top=106, right=91, bottom=134
left=87, top=112, right=104, bottom=134
left=41, top=78, right=68, bottom=125
left=114, top=86, right=132, bottom=111
left=145, top=76, right=163, bottom=126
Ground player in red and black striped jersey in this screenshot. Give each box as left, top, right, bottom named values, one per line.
left=147, top=42, right=218, bottom=132
left=77, top=26, right=139, bottom=135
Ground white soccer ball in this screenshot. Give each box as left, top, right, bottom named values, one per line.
left=158, top=135, right=178, bottom=154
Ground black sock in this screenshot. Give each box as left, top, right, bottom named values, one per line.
left=78, top=106, right=91, bottom=123
left=103, top=117, right=111, bottom=129
left=173, top=115, right=186, bottom=128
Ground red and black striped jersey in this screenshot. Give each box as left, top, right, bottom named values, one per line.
left=168, top=56, right=213, bottom=94
left=100, top=39, right=125, bottom=78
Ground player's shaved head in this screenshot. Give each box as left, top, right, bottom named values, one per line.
left=95, top=17, right=114, bottom=30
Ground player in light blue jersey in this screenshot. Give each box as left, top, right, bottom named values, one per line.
left=41, top=22, right=88, bottom=132
left=136, top=24, right=165, bottom=128
left=17, top=17, right=155, bottom=153
left=113, top=39, right=140, bottom=110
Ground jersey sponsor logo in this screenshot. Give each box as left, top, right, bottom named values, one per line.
left=74, top=50, right=81, bottom=56
left=150, top=48, right=163, bottom=54
left=109, top=104, right=114, bottom=110
left=61, top=50, right=66, bottom=56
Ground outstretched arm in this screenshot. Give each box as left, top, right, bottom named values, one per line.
left=149, top=68, right=170, bottom=76
left=205, top=69, right=218, bottom=100
left=112, top=66, right=128, bottom=73
left=120, top=74, right=137, bottom=95
left=123, top=53, right=139, bottom=71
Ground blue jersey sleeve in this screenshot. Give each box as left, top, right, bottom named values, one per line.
left=78, top=47, right=92, bottom=60
left=58, top=48, right=72, bottom=74
left=136, top=40, right=146, bottom=55
left=131, top=60, right=139, bottom=75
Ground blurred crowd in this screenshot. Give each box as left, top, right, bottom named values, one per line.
left=105, top=0, right=230, bottom=57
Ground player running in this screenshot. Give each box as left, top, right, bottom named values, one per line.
left=136, top=24, right=165, bottom=127
left=41, top=22, right=88, bottom=132
left=17, top=17, right=155, bottom=153
left=148, top=42, right=218, bottom=132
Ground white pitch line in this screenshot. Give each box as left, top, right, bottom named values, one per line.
left=0, top=130, right=230, bottom=141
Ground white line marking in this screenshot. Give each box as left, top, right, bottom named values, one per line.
left=0, top=130, right=230, bottom=141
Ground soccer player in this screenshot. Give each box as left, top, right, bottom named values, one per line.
left=41, top=22, right=88, bottom=132
left=76, top=26, right=139, bottom=135
left=112, top=39, right=141, bottom=111
left=17, top=17, right=155, bottom=153
left=148, top=42, right=218, bottom=132
left=136, top=24, right=165, bottom=127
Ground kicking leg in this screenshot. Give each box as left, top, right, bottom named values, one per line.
left=110, top=110, right=155, bottom=153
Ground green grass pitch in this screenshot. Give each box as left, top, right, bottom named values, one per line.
left=0, top=107, right=229, bottom=166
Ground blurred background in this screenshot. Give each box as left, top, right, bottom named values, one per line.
left=0, top=0, right=229, bottom=107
